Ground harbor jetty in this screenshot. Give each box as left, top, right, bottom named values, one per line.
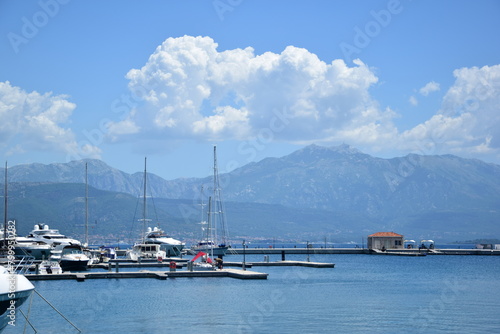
left=229, top=247, right=500, bottom=256
left=23, top=258, right=335, bottom=281
left=25, top=268, right=269, bottom=281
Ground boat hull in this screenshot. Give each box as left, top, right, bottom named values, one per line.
left=190, top=246, right=228, bottom=258
left=14, top=244, right=52, bottom=260
left=59, top=259, right=89, bottom=271
left=191, top=263, right=216, bottom=271
left=145, top=242, right=184, bottom=258
left=0, top=271, right=34, bottom=330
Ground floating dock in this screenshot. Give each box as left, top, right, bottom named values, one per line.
left=26, top=268, right=268, bottom=281
left=24, top=259, right=337, bottom=281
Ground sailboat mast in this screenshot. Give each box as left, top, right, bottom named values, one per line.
left=213, top=145, right=229, bottom=246
left=200, top=185, right=206, bottom=240
left=208, top=196, right=213, bottom=259
left=3, top=161, right=7, bottom=249
left=142, top=157, right=147, bottom=243
left=85, top=162, right=89, bottom=247
left=213, top=146, right=218, bottom=245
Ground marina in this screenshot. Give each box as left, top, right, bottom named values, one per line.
left=1, top=1, right=499, bottom=332
left=9, top=253, right=500, bottom=333
left=0, top=154, right=498, bottom=332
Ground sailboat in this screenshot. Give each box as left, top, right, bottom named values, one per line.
left=191, top=146, right=230, bottom=258
left=126, top=158, right=184, bottom=261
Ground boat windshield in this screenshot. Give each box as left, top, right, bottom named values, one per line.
left=62, top=248, right=82, bottom=255
left=139, top=245, right=159, bottom=252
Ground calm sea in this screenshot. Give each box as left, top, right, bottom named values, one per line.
left=7, top=253, right=500, bottom=333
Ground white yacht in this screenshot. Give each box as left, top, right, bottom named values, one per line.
left=38, top=260, right=62, bottom=274
left=126, top=243, right=166, bottom=262
left=25, top=224, right=82, bottom=247
left=98, top=246, right=116, bottom=263
left=191, top=237, right=228, bottom=258
left=0, top=226, right=52, bottom=261
left=50, top=244, right=90, bottom=271
left=0, top=265, right=35, bottom=331
left=13, top=236, right=53, bottom=260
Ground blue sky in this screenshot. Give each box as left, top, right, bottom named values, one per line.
left=1, top=0, right=499, bottom=179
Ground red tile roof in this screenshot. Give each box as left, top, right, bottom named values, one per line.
left=368, top=232, right=403, bottom=237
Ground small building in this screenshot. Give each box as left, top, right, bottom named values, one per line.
left=368, top=232, right=404, bottom=250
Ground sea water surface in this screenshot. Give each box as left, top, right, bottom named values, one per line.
left=8, top=253, right=500, bottom=333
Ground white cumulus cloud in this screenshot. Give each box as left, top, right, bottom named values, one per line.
left=419, top=81, right=440, bottom=96
left=400, top=64, right=500, bottom=159
left=107, top=35, right=387, bottom=146
left=0, top=81, right=94, bottom=158
left=106, top=36, right=500, bottom=164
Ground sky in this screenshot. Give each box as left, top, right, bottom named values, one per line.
left=1, top=0, right=499, bottom=180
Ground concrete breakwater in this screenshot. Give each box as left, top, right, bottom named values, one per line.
left=228, top=247, right=500, bottom=256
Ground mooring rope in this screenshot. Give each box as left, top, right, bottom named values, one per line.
left=34, top=289, right=82, bottom=333
left=22, top=290, right=37, bottom=333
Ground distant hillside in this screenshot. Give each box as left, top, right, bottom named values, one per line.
left=2, top=183, right=374, bottom=244
left=2, top=144, right=500, bottom=241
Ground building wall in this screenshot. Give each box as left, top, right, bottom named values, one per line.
left=368, top=236, right=404, bottom=250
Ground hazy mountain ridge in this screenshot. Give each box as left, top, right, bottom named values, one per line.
left=3, top=144, right=500, bottom=215
left=2, top=144, right=500, bottom=240
left=3, top=182, right=371, bottom=243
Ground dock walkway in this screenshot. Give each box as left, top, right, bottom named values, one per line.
left=26, top=268, right=268, bottom=281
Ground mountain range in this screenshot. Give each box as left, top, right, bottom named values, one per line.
left=2, top=144, right=499, bottom=243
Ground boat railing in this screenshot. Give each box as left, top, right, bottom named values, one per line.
left=227, top=246, right=238, bottom=255
left=14, top=255, right=36, bottom=275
